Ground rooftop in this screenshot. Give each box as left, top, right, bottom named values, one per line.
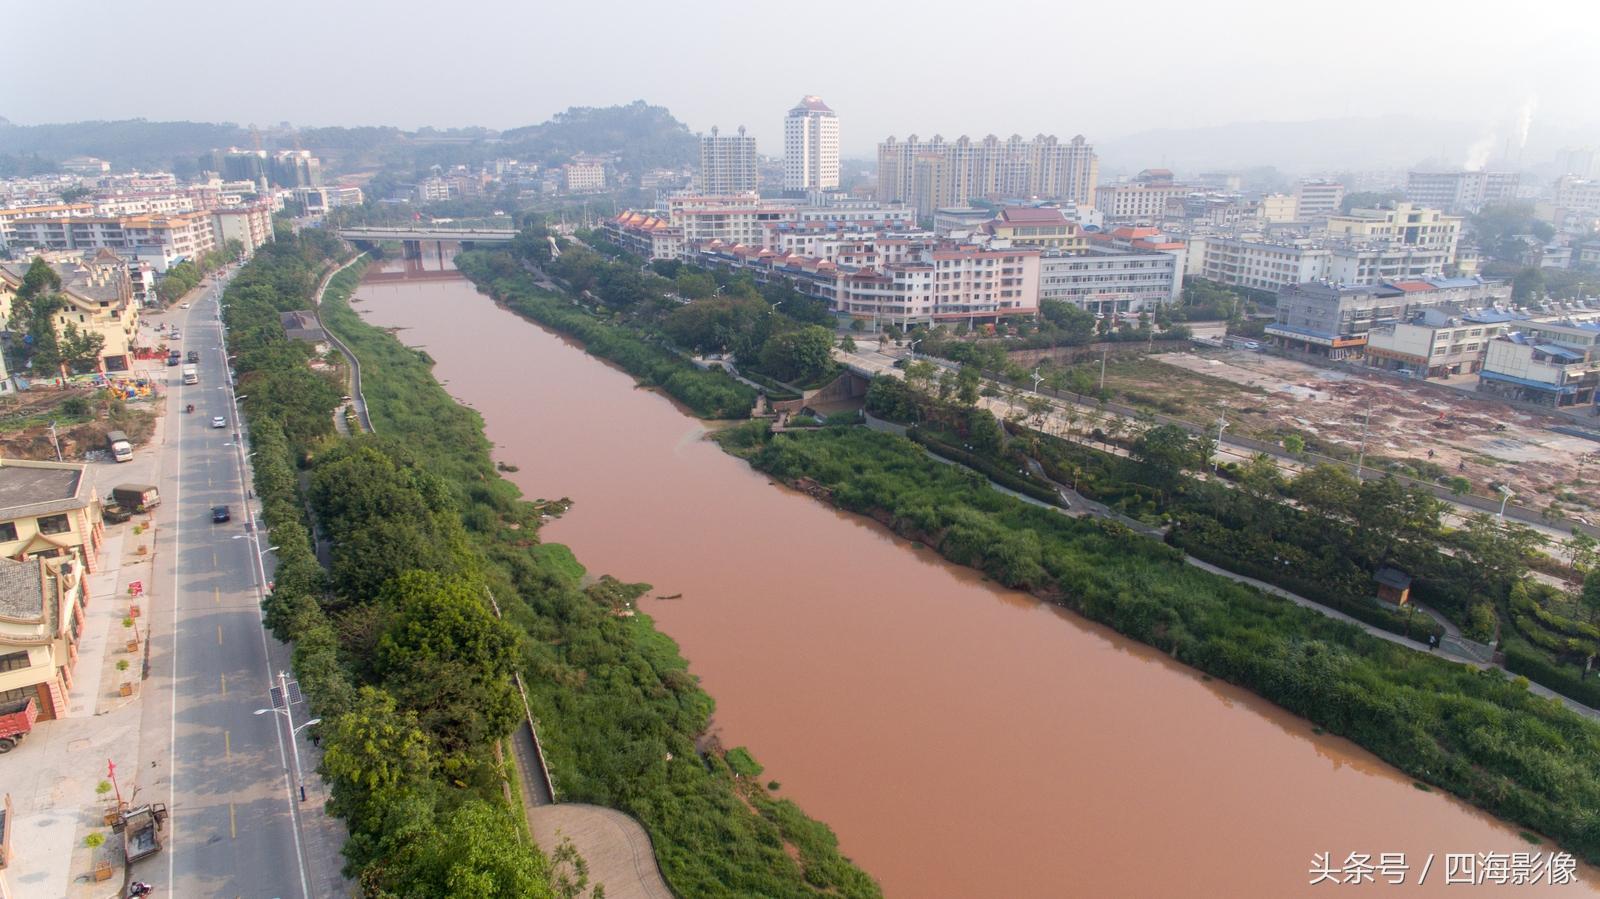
left=0, top=558, right=43, bottom=620
left=0, top=460, right=90, bottom=520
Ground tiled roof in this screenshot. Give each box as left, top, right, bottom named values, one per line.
left=0, top=557, right=43, bottom=620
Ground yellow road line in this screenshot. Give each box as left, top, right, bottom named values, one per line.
left=220, top=673, right=227, bottom=696
left=217, top=624, right=223, bottom=645
left=229, top=802, right=236, bottom=839
left=214, top=587, right=220, bottom=605
left=224, top=730, right=231, bottom=758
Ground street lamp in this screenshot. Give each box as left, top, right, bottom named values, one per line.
left=255, top=684, right=321, bottom=803
left=1213, top=417, right=1228, bottom=473
left=1031, top=369, right=1043, bottom=394
left=1497, top=484, right=1515, bottom=521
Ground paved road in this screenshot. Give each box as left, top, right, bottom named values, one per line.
left=312, top=255, right=372, bottom=433
left=133, top=275, right=320, bottom=897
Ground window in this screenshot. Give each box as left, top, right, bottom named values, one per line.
left=37, top=514, right=71, bottom=536
left=0, top=521, right=15, bottom=542
left=0, top=650, right=30, bottom=672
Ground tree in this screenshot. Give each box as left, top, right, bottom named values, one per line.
left=1581, top=570, right=1600, bottom=624
left=1512, top=267, right=1546, bottom=302
left=18, top=257, right=60, bottom=301
left=1133, top=424, right=1205, bottom=498
left=757, top=325, right=834, bottom=384
left=377, top=799, right=551, bottom=899
left=1565, top=530, right=1598, bottom=574
left=321, top=687, right=435, bottom=818
left=1281, top=434, right=1305, bottom=456
left=59, top=323, right=106, bottom=373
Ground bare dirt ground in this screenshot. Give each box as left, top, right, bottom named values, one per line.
left=1136, top=349, right=1600, bottom=520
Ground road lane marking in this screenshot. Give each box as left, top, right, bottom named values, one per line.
left=217, top=624, right=223, bottom=645
left=215, top=587, right=220, bottom=605
left=220, top=673, right=226, bottom=696
left=229, top=802, right=236, bottom=839
left=224, top=730, right=231, bottom=757
left=212, top=551, right=218, bottom=566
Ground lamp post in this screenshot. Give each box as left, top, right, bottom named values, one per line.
left=1497, top=484, right=1515, bottom=521
left=255, top=671, right=320, bottom=802
left=1031, top=369, right=1044, bottom=394
left=1213, top=417, right=1228, bottom=473
left=1354, top=401, right=1373, bottom=479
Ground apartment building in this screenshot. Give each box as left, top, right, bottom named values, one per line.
left=0, top=250, right=143, bottom=372
left=211, top=203, right=274, bottom=254
left=1405, top=170, right=1520, bottom=215
left=1094, top=170, right=1193, bottom=223
left=877, top=133, right=1098, bottom=215
left=1292, top=180, right=1345, bottom=219
left=1365, top=308, right=1523, bottom=379
left=606, top=211, right=683, bottom=260
left=1551, top=175, right=1600, bottom=220
left=1267, top=281, right=1408, bottom=359
left=835, top=244, right=1039, bottom=326
left=784, top=96, right=840, bottom=193
left=563, top=156, right=607, bottom=193
left=699, top=125, right=759, bottom=195
left=1479, top=314, right=1600, bottom=408
left=1260, top=194, right=1298, bottom=223
left=1038, top=245, right=1182, bottom=315
left=8, top=210, right=217, bottom=268
left=1324, top=203, right=1461, bottom=257
left=1198, top=236, right=1330, bottom=291
left=0, top=555, right=87, bottom=722
left=93, top=193, right=196, bottom=217
left=0, top=203, right=95, bottom=249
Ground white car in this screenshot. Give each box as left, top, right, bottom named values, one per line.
left=211, top=416, right=226, bottom=429
left=180, top=303, right=190, bottom=309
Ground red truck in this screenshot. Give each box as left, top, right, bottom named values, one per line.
left=0, top=698, right=37, bottom=752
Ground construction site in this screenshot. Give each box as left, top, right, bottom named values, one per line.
left=1089, top=349, right=1600, bottom=523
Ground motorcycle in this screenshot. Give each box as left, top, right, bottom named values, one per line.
left=185, top=404, right=194, bottom=414
left=129, top=883, right=154, bottom=898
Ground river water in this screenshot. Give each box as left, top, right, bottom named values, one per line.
left=352, top=258, right=1597, bottom=897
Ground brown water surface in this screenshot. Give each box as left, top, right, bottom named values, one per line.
left=352, top=257, right=1597, bottom=897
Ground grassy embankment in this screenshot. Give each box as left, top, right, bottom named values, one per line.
left=318, top=248, right=881, bottom=898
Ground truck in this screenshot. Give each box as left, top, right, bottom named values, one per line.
left=0, top=697, right=38, bottom=752
left=114, top=803, right=168, bottom=862
left=106, top=430, right=133, bottom=463
left=111, top=484, right=160, bottom=512
left=181, top=365, right=198, bottom=385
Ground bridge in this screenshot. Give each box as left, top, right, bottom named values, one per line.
left=337, top=226, right=517, bottom=261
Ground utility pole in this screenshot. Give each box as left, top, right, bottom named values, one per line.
left=1099, top=347, right=1108, bottom=392
left=47, top=420, right=62, bottom=462
left=279, top=670, right=305, bottom=802
left=1354, top=401, right=1372, bottom=479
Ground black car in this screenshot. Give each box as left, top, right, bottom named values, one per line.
left=167, top=352, right=181, bottom=366
left=186, top=350, right=199, bottom=363
left=211, top=505, right=231, bottom=523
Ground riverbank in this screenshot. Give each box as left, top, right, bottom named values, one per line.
left=721, top=422, right=1600, bottom=865
left=325, top=256, right=881, bottom=898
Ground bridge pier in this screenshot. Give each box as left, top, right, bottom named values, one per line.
left=403, top=239, right=422, bottom=260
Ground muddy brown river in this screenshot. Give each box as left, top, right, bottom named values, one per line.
left=352, top=257, right=1597, bottom=897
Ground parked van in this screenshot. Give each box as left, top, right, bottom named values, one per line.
left=106, top=430, right=133, bottom=463
left=182, top=365, right=198, bottom=385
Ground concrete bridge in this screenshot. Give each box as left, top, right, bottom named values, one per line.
left=337, top=226, right=517, bottom=261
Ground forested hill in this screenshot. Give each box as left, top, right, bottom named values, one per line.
left=0, top=118, right=248, bottom=175
left=499, top=100, right=698, bottom=173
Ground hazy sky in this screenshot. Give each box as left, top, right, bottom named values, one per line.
left=8, top=0, right=1599, bottom=157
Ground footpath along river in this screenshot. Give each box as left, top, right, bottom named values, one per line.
left=351, top=256, right=1597, bottom=897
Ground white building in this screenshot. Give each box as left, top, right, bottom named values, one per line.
left=1365, top=308, right=1523, bottom=379
left=1292, top=179, right=1345, bottom=219
left=563, top=156, right=608, bottom=193
left=1405, top=170, right=1520, bottom=215
left=1038, top=245, right=1182, bottom=315
left=1324, top=203, right=1461, bottom=257
left=1199, top=236, right=1330, bottom=291
left=877, top=134, right=1098, bottom=216
left=211, top=203, right=274, bottom=254
left=699, top=125, right=759, bottom=195
left=1479, top=315, right=1600, bottom=408
left=1094, top=170, right=1192, bottom=223
left=784, top=96, right=840, bottom=192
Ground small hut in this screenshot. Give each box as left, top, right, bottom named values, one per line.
left=1374, top=567, right=1413, bottom=606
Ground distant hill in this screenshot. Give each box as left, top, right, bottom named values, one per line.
left=500, top=101, right=697, bottom=174
left=0, top=118, right=250, bottom=173
left=1097, top=116, right=1492, bottom=175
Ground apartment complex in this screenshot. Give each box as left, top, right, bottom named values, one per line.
left=699, top=126, right=759, bottom=195
left=1269, top=276, right=1514, bottom=361
left=784, top=96, right=840, bottom=192
left=1195, top=236, right=1330, bottom=291
left=1479, top=314, right=1600, bottom=408
left=1039, top=234, right=1184, bottom=315
left=1292, top=179, right=1345, bottom=219
left=0, top=555, right=87, bottom=722
left=9, top=210, right=218, bottom=268
left=1094, top=170, right=1192, bottom=223
left=563, top=155, right=607, bottom=193
left=877, top=134, right=1098, bottom=218
left=984, top=206, right=1086, bottom=251
left=1323, top=203, right=1461, bottom=256
left=1405, top=170, right=1520, bottom=214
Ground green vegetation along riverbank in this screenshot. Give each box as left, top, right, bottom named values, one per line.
left=314, top=246, right=882, bottom=897
left=717, top=422, right=1600, bottom=866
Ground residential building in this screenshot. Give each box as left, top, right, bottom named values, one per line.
left=7, top=210, right=217, bottom=269
left=699, top=126, right=759, bottom=195
left=211, top=202, right=274, bottom=254
left=1199, top=236, right=1330, bottom=291
left=59, top=156, right=109, bottom=176
left=290, top=185, right=364, bottom=214
left=92, top=193, right=196, bottom=217
left=877, top=133, right=1098, bottom=215
left=984, top=206, right=1086, bottom=251
left=1323, top=242, right=1456, bottom=285
left=563, top=155, right=607, bottom=193
left=1267, top=281, right=1408, bottom=359
left=1323, top=203, right=1461, bottom=258
left=1405, top=170, right=1520, bottom=215
left=0, top=203, right=95, bottom=249
left=933, top=207, right=997, bottom=236
left=1479, top=315, right=1600, bottom=407
left=1259, top=193, right=1298, bottom=223
left=271, top=150, right=322, bottom=188
left=1365, top=308, right=1524, bottom=378
left=784, top=96, right=840, bottom=192
left=1094, top=170, right=1192, bottom=223
left=0, top=459, right=105, bottom=573
left=0, top=250, right=143, bottom=372
left=1292, top=179, right=1345, bottom=219
left=1038, top=244, right=1183, bottom=315
left=1549, top=175, right=1600, bottom=224
left=0, top=555, right=87, bottom=721
left=605, top=211, right=683, bottom=260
